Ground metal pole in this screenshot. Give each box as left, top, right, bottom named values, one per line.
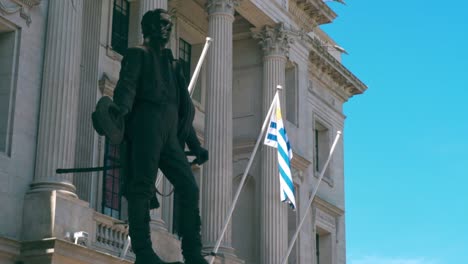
left=208, top=86, right=282, bottom=264
left=188, top=37, right=213, bottom=96
left=280, top=131, right=342, bottom=264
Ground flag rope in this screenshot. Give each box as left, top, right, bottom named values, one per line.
left=280, top=130, right=342, bottom=264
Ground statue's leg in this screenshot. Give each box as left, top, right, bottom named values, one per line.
left=125, top=111, right=181, bottom=264
left=160, top=134, right=208, bottom=264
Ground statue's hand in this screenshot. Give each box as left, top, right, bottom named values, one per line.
left=109, top=104, right=128, bottom=119
left=192, top=147, right=209, bottom=165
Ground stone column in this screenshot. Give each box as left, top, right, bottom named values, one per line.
left=30, top=0, right=83, bottom=196
left=202, top=0, right=238, bottom=254
left=73, top=0, right=102, bottom=205
left=253, top=23, right=292, bottom=264
left=129, top=0, right=168, bottom=47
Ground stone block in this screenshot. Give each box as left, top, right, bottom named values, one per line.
left=152, top=228, right=183, bottom=262
left=0, top=232, right=20, bottom=264
left=22, top=191, right=93, bottom=242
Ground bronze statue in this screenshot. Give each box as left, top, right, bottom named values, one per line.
left=105, top=9, right=209, bottom=264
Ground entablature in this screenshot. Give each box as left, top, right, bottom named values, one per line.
left=236, top=0, right=276, bottom=28
left=306, top=35, right=367, bottom=101
left=290, top=0, right=336, bottom=26
left=0, top=0, right=41, bottom=25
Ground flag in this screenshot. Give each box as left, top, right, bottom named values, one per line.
left=264, top=97, right=296, bottom=210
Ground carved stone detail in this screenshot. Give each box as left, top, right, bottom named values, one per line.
left=289, top=0, right=336, bottom=25
left=315, top=208, right=336, bottom=231
left=291, top=167, right=303, bottom=184
left=205, top=0, right=239, bottom=15
left=0, top=0, right=41, bottom=25
left=288, top=0, right=317, bottom=32
left=305, top=33, right=367, bottom=99
left=252, top=23, right=296, bottom=57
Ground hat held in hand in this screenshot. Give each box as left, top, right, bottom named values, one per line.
left=92, top=96, right=125, bottom=145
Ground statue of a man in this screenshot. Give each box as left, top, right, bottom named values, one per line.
left=112, top=9, right=209, bottom=264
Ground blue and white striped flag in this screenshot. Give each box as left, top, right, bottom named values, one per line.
left=264, top=97, right=296, bottom=210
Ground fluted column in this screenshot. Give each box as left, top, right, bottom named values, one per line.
left=202, top=0, right=238, bottom=254
left=73, top=0, right=102, bottom=204
left=31, top=0, right=83, bottom=196
left=129, top=0, right=168, bottom=47
left=253, top=23, right=292, bottom=264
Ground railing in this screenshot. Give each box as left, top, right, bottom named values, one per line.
left=92, top=212, right=134, bottom=260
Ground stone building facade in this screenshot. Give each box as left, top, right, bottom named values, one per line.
left=0, top=0, right=366, bottom=263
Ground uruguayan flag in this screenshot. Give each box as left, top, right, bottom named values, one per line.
left=264, top=97, right=296, bottom=210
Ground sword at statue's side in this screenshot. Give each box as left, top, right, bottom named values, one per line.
left=56, top=166, right=119, bottom=174
left=154, top=36, right=213, bottom=190
left=280, top=130, right=342, bottom=264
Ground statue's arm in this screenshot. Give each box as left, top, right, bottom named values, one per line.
left=186, top=126, right=209, bottom=165
left=113, top=48, right=144, bottom=115
left=186, top=126, right=201, bottom=151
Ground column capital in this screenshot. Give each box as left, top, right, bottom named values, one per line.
left=205, top=0, right=239, bottom=16
left=252, top=23, right=295, bottom=57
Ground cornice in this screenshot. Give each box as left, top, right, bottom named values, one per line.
left=0, top=0, right=41, bottom=25
left=290, top=0, right=337, bottom=25
left=305, top=34, right=367, bottom=100
left=235, top=0, right=276, bottom=29
left=313, top=195, right=344, bottom=216
left=288, top=0, right=317, bottom=32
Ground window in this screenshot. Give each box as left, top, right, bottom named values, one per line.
left=179, top=38, right=192, bottom=81
left=179, top=38, right=207, bottom=104
left=314, top=121, right=330, bottom=179
left=316, top=233, right=320, bottom=264
left=316, top=228, right=332, bottom=264
left=111, top=0, right=130, bottom=55
left=102, top=142, right=122, bottom=219
left=0, top=22, right=18, bottom=155
left=285, top=62, right=298, bottom=125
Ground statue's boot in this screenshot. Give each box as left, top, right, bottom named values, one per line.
left=128, top=197, right=182, bottom=264
left=180, top=208, right=208, bottom=264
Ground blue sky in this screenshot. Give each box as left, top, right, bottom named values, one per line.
left=321, top=1, right=468, bottom=264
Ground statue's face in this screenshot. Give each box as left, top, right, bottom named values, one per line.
left=149, top=12, right=172, bottom=46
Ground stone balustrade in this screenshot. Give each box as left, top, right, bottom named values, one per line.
left=92, top=212, right=135, bottom=261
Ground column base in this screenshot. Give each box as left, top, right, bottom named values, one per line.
left=203, top=245, right=244, bottom=264
left=28, top=181, right=77, bottom=198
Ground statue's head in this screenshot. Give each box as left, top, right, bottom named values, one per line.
left=141, top=9, right=172, bottom=46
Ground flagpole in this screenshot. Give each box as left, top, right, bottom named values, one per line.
left=208, top=86, right=282, bottom=264
left=154, top=37, right=213, bottom=190
left=280, top=130, right=342, bottom=264
left=188, top=37, right=213, bottom=96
